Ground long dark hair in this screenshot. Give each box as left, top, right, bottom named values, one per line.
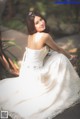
left=26, top=10, right=50, bottom=35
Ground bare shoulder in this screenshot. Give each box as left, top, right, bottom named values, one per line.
left=41, top=32, right=50, bottom=37
left=36, top=32, right=49, bottom=36
left=38, top=32, right=50, bottom=40
left=41, top=33, right=52, bottom=43
left=32, top=32, right=51, bottom=47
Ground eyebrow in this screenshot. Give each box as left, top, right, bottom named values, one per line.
left=35, top=17, right=42, bottom=24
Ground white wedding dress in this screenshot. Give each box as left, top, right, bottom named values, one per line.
left=0, top=45, right=80, bottom=119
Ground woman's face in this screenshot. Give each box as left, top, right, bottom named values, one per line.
left=34, top=16, right=46, bottom=32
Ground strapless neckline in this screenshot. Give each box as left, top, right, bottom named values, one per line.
left=25, top=46, right=47, bottom=52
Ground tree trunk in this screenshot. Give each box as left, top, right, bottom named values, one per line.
left=5, top=0, right=15, bottom=19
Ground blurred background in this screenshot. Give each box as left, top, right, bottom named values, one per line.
left=0, top=0, right=80, bottom=79
left=0, top=0, right=80, bottom=36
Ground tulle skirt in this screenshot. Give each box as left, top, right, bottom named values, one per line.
left=0, top=51, right=80, bottom=119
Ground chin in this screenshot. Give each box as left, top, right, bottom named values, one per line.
left=41, top=28, right=46, bottom=32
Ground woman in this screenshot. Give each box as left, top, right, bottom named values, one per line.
left=0, top=11, right=80, bottom=119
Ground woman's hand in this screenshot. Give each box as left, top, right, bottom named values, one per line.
left=70, top=55, right=77, bottom=60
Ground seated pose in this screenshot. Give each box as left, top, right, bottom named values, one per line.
left=0, top=11, right=80, bottom=119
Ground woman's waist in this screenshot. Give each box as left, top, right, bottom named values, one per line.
left=25, top=61, right=43, bottom=69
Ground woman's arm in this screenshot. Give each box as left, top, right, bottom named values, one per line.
left=43, top=33, right=71, bottom=59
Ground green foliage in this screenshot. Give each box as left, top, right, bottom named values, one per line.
left=2, top=19, right=25, bottom=31
left=0, top=39, right=20, bottom=80
left=2, top=1, right=80, bottom=32
left=2, top=39, right=21, bottom=60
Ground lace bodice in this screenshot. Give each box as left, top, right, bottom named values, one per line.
left=22, top=46, right=49, bottom=68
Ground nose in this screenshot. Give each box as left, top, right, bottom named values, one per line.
left=40, top=20, right=43, bottom=26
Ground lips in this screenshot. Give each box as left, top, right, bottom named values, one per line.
left=41, top=24, right=45, bottom=28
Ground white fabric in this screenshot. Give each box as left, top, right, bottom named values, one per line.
left=0, top=46, right=80, bottom=119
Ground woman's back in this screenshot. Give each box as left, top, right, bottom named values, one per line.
left=27, top=32, right=46, bottom=50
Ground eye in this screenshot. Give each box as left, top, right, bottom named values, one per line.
left=35, top=18, right=43, bottom=25
left=40, top=18, right=43, bottom=21
left=35, top=21, right=39, bottom=25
